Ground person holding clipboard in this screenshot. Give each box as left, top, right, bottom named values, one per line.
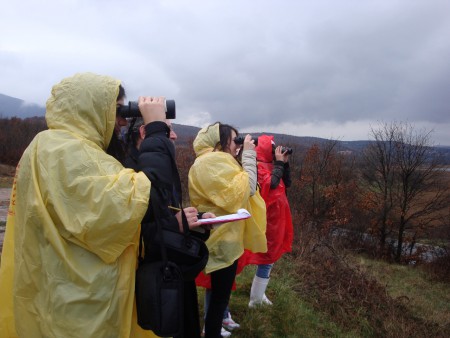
left=188, top=122, right=267, bottom=338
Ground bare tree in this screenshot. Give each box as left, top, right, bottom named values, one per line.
left=392, top=123, right=449, bottom=261
left=299, top=141, right=339, bottom=225
left=361, top=122, right=399, bottom=255
left=361, top=121, right=450, bottom=261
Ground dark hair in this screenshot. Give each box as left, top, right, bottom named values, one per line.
left=218, top=123, right=239, bottom=152
left=107, top=84, right=127, bottom=162
left=128, top=118, right=144, bottom=147
left=117, top=84, right=126, bottom=101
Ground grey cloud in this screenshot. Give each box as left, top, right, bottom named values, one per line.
left=1, top=0, right=450, bottom=144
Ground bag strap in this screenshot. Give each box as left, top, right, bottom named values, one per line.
left=138, top=137, right=192, bottom=263
left=152, top=187, right=169, bottom=262
left=138, top=188, right=169, bottom=264
left=163, top=139, right=192, bottom=237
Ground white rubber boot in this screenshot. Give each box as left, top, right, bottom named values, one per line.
left=248, top=276, right=272, bottom=308
left=262, top=293, right=273, bottom=306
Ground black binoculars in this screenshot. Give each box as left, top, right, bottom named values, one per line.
left=233, top=136, right=258, bottom=146
left=117, top=99, right=176, bottom=119
left=274, top=145, right=293, bottom=155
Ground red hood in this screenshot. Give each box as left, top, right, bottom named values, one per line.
left=256, top=135, right=274, bottom=163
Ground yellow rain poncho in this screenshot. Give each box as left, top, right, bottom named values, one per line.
left=0, top=73, right=157, bottom=338
left=188, top=124, right=267, bottom=274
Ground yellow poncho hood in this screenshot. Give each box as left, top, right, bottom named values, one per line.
left=188, top=123, right=267, bottom=274
left=0, top=73, right=156, bottom=338
left=45, top=72, right=118, bottom=150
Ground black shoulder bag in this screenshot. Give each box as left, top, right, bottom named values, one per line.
left=135, top=141, right=209, bottom=336
left=135, top=187, right=184, bottom=336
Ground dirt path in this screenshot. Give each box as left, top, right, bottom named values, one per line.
left=0, top=188, right=12, bottom=252
left=0, top=188, right=11, bottom=222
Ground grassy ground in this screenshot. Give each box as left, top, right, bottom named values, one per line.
left=201, top=252, right=450, bottom=337
left=1, top=238, right=448, bottom=336
left=355, top=255, right=450, bottom=329
left=198, top=263, right=350, bottom=338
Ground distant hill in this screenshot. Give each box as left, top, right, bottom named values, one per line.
left=171, top=123, right=201, bottom=141
left=1, top=93, right=449, bottom=163
left=173, top=124, right=450, bottom=163
left=174, top=126, right=332, bottom=148
left=0, top=93, right=45, bottom=118
left=175, top=126, right=369, bottom=153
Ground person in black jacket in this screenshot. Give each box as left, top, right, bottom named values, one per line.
left=115, top=104, right=213, bottom=338
left=139, top=117, right=212, bottom=338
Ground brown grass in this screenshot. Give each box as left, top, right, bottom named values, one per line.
left=290, top=242, right=449, bottom=337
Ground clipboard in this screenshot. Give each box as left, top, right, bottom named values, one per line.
left=197, top=208, right=251, bottom=225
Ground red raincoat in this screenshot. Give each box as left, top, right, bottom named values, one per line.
left=241, top=135, right=293, bottom=265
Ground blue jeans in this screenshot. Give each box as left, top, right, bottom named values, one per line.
left=256, top=263, right=273, bottom=279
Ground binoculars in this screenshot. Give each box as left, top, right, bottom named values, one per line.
left=117, top=99, right=176, bottom=119
left=275, top=146, right=293, bottom=155
left=234, top=136, right=258, bottom=146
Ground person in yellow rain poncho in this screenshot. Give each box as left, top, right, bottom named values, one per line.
left=0, top=73, right=168, bottom=338
left=188, top=123, right=267, bottom=338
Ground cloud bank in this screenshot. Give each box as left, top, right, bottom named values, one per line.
left=1, top=0, right=449, bottom=144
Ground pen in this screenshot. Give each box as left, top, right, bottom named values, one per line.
left=168, top=205, right=181, bottom=212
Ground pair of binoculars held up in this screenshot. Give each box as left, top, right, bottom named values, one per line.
left=117, top=99, right=176, bottom=119
left=274, top=145, right=293, bottom=155
left=233, top=136, right=258, bottom=146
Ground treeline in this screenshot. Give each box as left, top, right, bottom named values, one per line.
left=0, top=116, right=47, bottom=165
left=1, top=117, right=449, bottom=269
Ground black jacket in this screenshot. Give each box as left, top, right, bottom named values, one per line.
left=123, top=145, right=140, bottom=171
left=137, top=121, right=181, bottom=260
left=138, top=121, right=177, bottom=193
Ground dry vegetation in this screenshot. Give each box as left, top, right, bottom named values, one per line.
left=289, top=244, right=449, bottom=337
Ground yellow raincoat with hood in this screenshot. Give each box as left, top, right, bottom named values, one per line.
left=0, top=73, right=158, bottom=338
left=188, top=123, right=267, bottom=274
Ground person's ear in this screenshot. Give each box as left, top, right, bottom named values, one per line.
left=139, top=125, right=146, bottom=140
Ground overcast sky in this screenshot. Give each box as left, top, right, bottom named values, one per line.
left=1, top=0, right=449, bottom=145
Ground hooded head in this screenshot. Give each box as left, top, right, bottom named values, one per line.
left=193, top=123, right=221, bottom=157
left=45, top=72, right=121, bottom=150
left=256, top=135, right=275, bottom=163
left=193, top=122, right=240, bottom=157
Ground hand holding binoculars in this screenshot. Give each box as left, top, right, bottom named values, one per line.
left=117, top=99, right=176, bottom=119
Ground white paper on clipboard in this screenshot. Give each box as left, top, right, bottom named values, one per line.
left=197, top=209, right=251, bottom=226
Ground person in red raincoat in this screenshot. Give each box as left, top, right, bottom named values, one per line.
left=243, top=134, right=294, bottom=307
